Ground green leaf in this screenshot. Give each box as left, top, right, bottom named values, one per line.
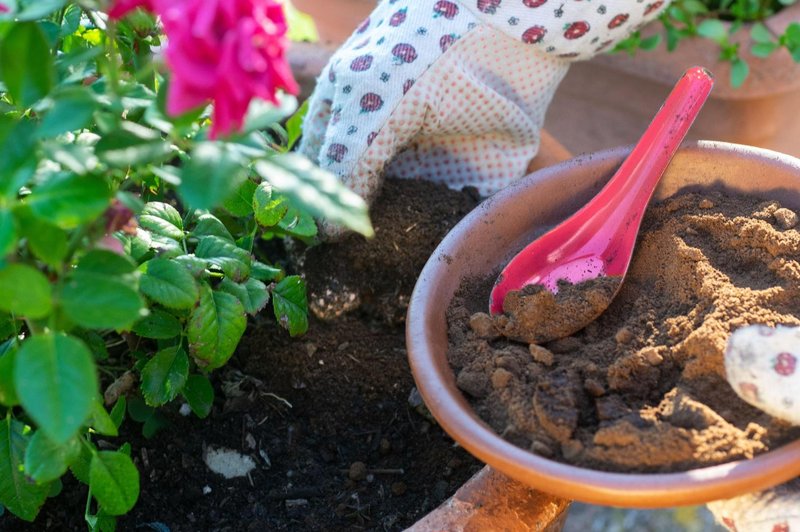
left=0, top=119, right=37, bottom=200
left=14, top=333, right=97, bottom=443
left=15, top=0, right=67, bottom=20
left=251, top=261, right=283, bottom=282
left=89, top=451, right=139, bottom=516
left=750, top=23, right=774, bottom=44
left=110, top=397, right=126, bottom=429
left=26, top=173, right=110, bottom=229
left=255, top=154, right=373, bottom=237
left=0, top=209, right=16, bottom=258
left=696, top=19, right=728, bottom=43
left=639, top=34, right=661, bottom=51
left=0, top=344, right=19, bottom=406
left=182, top=374, right=213, bottom=419
left=37, top=88, right=97, bottom=138
left=241, top=94, right=297, bottom=135
left=24, top=431, right=81, bottom=483
left=179, top=142, right=247, bottom=211
left=0, top=22, right=54, bottom=107
left=0, top=263, right=52, bottom=319
left=69, top=440, right=94, bottom=485
left=42, top=141, right=100, bottom=175
left=131, top=309, right=181, bottom=339
left=730, top=58, right=750, bottom=88
left=95, top=129, right=173, bottom=169
left=140, top=346, right=188, bottom=407
left=61, top=251, right=145, bottom=330
left=285, top=99, right=308, bottom=151
left=192, top=213, right=233, bottom=241
left=253, top=182, right=289, bottom=227
left=218, top=278, right=269, bottom=315
left=139, top=202, right=183, bottom=241
left=275, top=206, right=318, bottom=240
left=173, top=254, right=209, bottom=278
left=751, top=41, right=778, bottom=57
left=272, top=275, right=308, bottom=337
left=222, top=179, right=257, bottom=217
left=13, top=205, right=68, bottom=267
left=188, top=284, right=247, bottom=370
left=0, top=418, right=49, bottom=522
left=139, top=258, right=199, bottom=310
left=89, top=397, right=119, bottom=437
left=195, top=236, right=251, bottom=282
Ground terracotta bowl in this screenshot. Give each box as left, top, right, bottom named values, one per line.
left=406, top=141, right=800, bottom=508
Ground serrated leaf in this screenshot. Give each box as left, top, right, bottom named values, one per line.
left=188, top=285, right=246, bottom=370
left=139, top=202, right=184, bottom=241
left=37, top=88, right=97, bottom=138
left=0, top=418, right=49, bottom=522
left=140, top=347, right=188, bottom=407
left=132, top=309, right=181, bottom=339
left=26, top=173, right=110, bottom=229
left=179, top=142, right=247, bottom=210
left=69, top=440, right=94, bottom=485
left=24, top=431, right=81, bottom=483
left=255, top=154, right=373, bottom=237
left=14, top=333, right=97, bottom=443
left=182, top=374, right=213, bottom=419
left=61, top=252, right=144, bottom=330
left=139, top=258, right=199, bottom=310
left=41, top=141, right=99, bottom=174
left=0, top=343, right=19, bottom=406
left=89, top=451, right=139, bottom=516
left=192, top=213, right=233, bottom=241
left=253, top=182, right=289, bottom=227
left=272, top=275, right=308, bottom=337
left=0, top=263, right=52, bottom=319
left=173, top=254, right=209, bottom=278
left=90, top=397, right=118, bottom=437
left=195, top=236, right=251, bottom=282
left=251, top=261, right=283, bottom=282
left=218, top=278, right=269, bottom=315
left=95, top=129, right=172, bottom=168
left=0, top=22, right=54, bottom=107
left=222, top=179, right=258, bottom=217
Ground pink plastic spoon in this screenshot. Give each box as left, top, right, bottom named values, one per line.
left=489, top=66, right=715, bottom=335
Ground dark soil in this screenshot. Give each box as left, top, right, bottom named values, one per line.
left=448, top=192, right=800, bottom=473
left=1, top=178, right=482, bottom=531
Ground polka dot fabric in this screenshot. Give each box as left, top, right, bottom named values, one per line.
left=298, top=0, right=669, bottom=209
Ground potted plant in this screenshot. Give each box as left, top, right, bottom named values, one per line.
left=546, top=0, right=800, bottom=158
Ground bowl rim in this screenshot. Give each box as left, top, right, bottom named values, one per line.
left=406, top=140, right=800, bottom=508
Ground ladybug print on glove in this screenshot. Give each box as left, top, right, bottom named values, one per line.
left=392, top=43, right=418, bottom=64
left=564, top=21, right=590, bottom=39
left=434, top=1, right=459, bottom=19
left=608, top=13, right=629, bottom=29
left=440, top=33, right=458, bottom=52
left=477, top=0, right=502, bottom=14
left=522, top=26, right=547, bottom=44
left=350, top=55, right=374, bottom=72
left=523, top=0, right=547, bottom=7
left=327, top=143, right=348, bottom=163
left=390, top=8, right=407, bottom=27
left=774, top=352, right=797, bottom=376
left=360, top=93, right=385, bottom=113
left=645, top=1, right=664, bottom=15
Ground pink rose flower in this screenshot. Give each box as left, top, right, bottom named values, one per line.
left=109, top=0, right=298, bottom=139
left=0, top=3, right=9, bottom=13
left=107, top=0, right=153, bottom=19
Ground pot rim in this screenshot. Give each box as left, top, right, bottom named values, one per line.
left=406, top=140, right=800, bottom=508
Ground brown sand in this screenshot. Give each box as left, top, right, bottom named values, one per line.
left=447, top=192, right=800, bottom=473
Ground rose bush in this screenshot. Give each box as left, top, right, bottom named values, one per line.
left=0, top=0, right=371, bottom=528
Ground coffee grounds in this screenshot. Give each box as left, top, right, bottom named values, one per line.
left=495, top=277, right=622, bottom=344
left=447, top=192, right=800, bottom=473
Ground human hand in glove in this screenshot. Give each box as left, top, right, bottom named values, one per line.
left=706, top=325, right=800, bottom=532
left=299, top=0, right=669, bottom=234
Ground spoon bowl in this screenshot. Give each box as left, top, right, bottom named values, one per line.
left=489, top=67, right=715, bottom=341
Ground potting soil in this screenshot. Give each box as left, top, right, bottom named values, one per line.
left=448, top=192, right=800, bottom=472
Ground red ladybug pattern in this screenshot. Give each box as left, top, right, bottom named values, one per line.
left=477, top=0, right=502, bottom=14
left=774, top=352, right=797, bottom=376
left=608, top=13, right=630, bottom=29
left=522, top=25, right=547, bottom=44
left=434, top=1, right=459, bottom=19
left=564, top=21, right=590, bottom=40
left=523, top=0, right=547, bottom=7
left=390, top=8, right=407, bottom=27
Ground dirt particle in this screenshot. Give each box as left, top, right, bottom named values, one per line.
left=348, top=461, right=368, bottom=481
left=614, top=327, right=635, bottom=345
left=698, top=199, right=715, bottom=209
left=491, top=368, right=513, bottom=389
left=391, top=482, right=407, bottom=496
left=469, top=312, right=499, bottom=339
left=773, top=207, right=798, bottom=229
left=642, top=346, right=665, bottom=366
left=529, top=344, right=555, bottom=366
left=583, top=378, right=606, bottom=397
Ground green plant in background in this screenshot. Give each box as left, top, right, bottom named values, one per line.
left=613, top=0, right=800, bottom=87
left=0, top=0, right=371, bottom=528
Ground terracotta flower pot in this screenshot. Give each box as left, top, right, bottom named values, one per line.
left=546, top=4, right=800, bottom=158
left=406, top=141, right=800, bottom=508
left=291, top=0, right=375, bottom=45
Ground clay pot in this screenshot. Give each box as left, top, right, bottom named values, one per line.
left=291, top=0, right=374, bottom=46
left=406, top=141, right=800, bottom=508
left=546, top=4, right=800, bottom=158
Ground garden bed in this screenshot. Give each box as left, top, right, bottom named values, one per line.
left=1, top=179, right=483, bottom=532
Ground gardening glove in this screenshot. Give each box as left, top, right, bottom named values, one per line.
left=298, top=0, right=669, bottom=235
left=706, top=325, right=800, bottom=532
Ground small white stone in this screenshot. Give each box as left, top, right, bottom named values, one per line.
left=203, top=446, right=256, bottom=479
left=179, top=403, right=192, bottom=417
left=202, top=486, right=212, bottom=495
